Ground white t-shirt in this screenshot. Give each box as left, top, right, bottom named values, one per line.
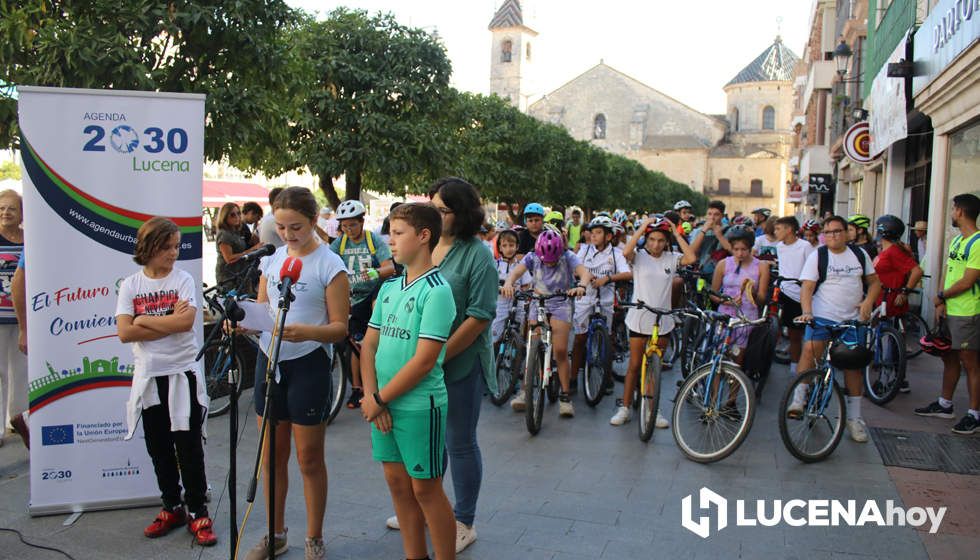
left=576, top=243, right=629, bottom=306
left=800, top=247, right=874, bottom=322
left=755, top=234, right=778, bottom=259
left=625, top=249, right=681, bottom=335
left=259, top=244, right=347, bottom=361
left=115, top=268, right=199, bottom=376
left=258, top=214, right=285, bottom=248
left=776, top=239, right=816, bottom=302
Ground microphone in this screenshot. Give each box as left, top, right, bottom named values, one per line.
left=278, top=257, right=303, bottom=305
left=240, top=244, right=276, bottom=263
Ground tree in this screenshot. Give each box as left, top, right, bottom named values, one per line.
left=283, top=9, right=453, bottom=208
left=0, top=0, right=299, bottom=170
left=0, top=160, right=20, bottom=181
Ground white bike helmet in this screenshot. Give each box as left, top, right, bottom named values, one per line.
left=673, top=200, right=693, bottom=211
left=336, top=200, right=366, bottom=219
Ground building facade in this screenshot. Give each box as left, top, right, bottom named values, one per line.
left=488, top=0, right=799, bottom=215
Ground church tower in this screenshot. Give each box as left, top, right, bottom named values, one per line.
left=488, top=0, right=537, bottom=112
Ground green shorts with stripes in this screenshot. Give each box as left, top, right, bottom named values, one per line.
left=371, top=400, right=446, bottom=480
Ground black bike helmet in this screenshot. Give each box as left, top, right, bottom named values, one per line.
left=725, top=225, right=756, bottom=248
left=830, top=340, right=873, bottom=370
left=875, top=214, right=905, bottom=241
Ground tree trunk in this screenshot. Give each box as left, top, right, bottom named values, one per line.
left=346, top=170, right=362, bottom=202
left=319, top=174, right=342, bottom=210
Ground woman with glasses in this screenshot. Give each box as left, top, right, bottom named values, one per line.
left=215, top=202, right=264, bottom=293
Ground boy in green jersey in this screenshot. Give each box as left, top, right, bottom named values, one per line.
left=360, top=203, right=457, bottom=560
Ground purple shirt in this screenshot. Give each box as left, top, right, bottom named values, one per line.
left=521, top=251, right=581, bottom=295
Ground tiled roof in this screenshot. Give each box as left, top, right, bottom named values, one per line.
left=488, top=0, right=525, bottom=30
left=643, top=135, right=711, bottom=150
left=726, top=36, right=800, bottom=86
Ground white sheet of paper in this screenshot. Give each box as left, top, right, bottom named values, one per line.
left=238, top=300, right=275, bottom=332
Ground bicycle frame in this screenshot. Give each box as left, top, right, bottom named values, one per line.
left=523, top=294, right=556, bottom=391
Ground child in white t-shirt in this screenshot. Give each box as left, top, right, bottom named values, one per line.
left=611, top=217, right=695, bottom=427
left=492, top=230, right=531, bottom=341
left=116, top=217, right=215, bottom=547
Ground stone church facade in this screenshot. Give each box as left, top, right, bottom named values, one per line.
left=488, top=0, right=800, bottom=215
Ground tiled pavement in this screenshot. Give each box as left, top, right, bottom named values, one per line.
left=0, top=354, right=975, bottom=559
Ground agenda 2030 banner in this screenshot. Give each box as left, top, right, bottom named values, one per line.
left=18, top=87, right=204, bottom=515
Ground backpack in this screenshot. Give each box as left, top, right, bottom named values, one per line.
left=816, top=244, right=868, bottom=293
left=339, top=229, right=377, bottom=256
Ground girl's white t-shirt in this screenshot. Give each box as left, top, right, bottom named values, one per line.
left=625, top=249, right=682, bottom=335
left=259, top=244, right=348, bottom=361
left=115, top=268, right=199, bottom=376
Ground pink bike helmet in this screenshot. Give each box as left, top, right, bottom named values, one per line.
left=534, top=229, right=565, bottom=264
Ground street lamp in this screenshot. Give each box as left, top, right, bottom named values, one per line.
left=834, top=39, right=853, bottom=77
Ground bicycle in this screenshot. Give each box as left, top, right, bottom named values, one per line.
left=618, top=301, right=678, bottom=441
left=491, top=292, right=528, bottom=406
left=862, top=296, right=908, bottom=406
left=519, top=291, right=571, bottom=435
left=671, top=291, right=765, bottom=463
left=876, top=287, right=928, bottom=360
left=778, top=319, right=868, bottom=462
left=325, top=335, right=359, bottom=425
left=201, top=285, right=259, bottom=418
left=582, top=284, right=615, bottom=407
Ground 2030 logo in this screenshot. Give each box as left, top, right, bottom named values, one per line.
left=82, top=125, right=188, bottom=155
left=40, top=468, right=73, bottom=482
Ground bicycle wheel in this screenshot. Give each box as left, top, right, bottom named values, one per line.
left=864, top=325, right=907, bottom=406
left=679, top=316, right=703, bottom=380
left=325, top=345, right=348, bottom=425
left=491, top=333, right=523, bottom=406
left=203, top=341, right=244, bottom=418
left=638, top=352, right=662, bottom=442
left=524, top=342, right=546, bottom=435
left=898, top=312, right=927, bottom=359
left=583, top=328, right=612, bottom=407
left=671, top=362, right=755, bottom=463
left=661, top=330, right=678, bottom=369
left=779, top=368, right=845, bottom=463
left=547, top=374, right=560, bottom=403
left=611, top=319, right=628, bottom=380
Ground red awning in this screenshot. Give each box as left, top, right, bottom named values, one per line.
left=203, top=180, right=269, bottom=208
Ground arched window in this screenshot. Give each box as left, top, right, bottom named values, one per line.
left=593, top=114, right=606, bottom=139
left=750, top=179, right=763, bottom=196
left=732, top=108, right=740, bottom=132
left=526, top=41, right=532, bottom=61
left=501, top=40, right=513, bottom=63
left=762, top=106, right=775, bottom=130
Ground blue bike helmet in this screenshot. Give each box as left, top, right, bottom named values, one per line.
left=523, top=202, right=545, bottom=217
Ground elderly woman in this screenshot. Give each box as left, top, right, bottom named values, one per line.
left=0, top=190, right=27, bottom=448
left=215, top=202, right=263, bottom=293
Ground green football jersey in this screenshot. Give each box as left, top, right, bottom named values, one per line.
left=368, top=268, right=456, bottom=411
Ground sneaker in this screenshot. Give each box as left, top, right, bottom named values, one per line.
left=787, top=385, right=808, bottom=419
left=144, top=507, right=186, bottom=538
left=609, top=400, right=632, bottom=425
left=655, top=412, right=669, bottom=429
left=455, top=521, right=477, bottom=554
left=187, top=516, right=217, bottom=547
left=558, top=394, right=575, bottom=418
left=385, top=515, right=400, bottom=530
left=244, top=530, right=289, bottom=560
left=914, top=400, right=954, bottom=419
left=346, top=387, right=364, bottom=409
left=510, top=389, right=526, bottom=412
left=305, top=537, right=326, bottom=560
left=952, top=413, right=980, bottom=435
left=847, top=418, right=869, bottom=443
left=899, top=378, right=911, bottom=393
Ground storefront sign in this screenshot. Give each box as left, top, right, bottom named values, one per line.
left=807, top=174, right=834, bottom=194
left=914, top=0, right=980, bottom=95
left=869, top=42, right=908, bottom=155
left=843, top=121, right=873, bottom=163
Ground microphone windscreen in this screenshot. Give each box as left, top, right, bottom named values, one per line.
left=279, top=256, right=303, bottom=284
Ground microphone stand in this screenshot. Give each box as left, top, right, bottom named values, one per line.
left=247, top=278, right=294, bottom=560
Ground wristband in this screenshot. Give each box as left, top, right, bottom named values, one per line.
left=937, top=291, right=946, bottom=302
left=373, top=392, right=387, bottom=408
left=365, top=268, right=380, bottom=280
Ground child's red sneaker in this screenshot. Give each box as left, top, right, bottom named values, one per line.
left=188, top=516, right=218, bottom=547
left=144, top=507, right=187, bottom=538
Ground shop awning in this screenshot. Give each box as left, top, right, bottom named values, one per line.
left=203, top=180, right=269, bottom=208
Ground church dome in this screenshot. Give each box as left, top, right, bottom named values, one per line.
left=726, top=36, right=800, bottom=87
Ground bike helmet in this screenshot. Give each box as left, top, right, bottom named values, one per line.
left=920, top=319, right=952, bottom=356
left=588, top=216, right=615, bottom=232
left=610, top=220, right=625, bottom=236
left=875, top=214, right=905, bottom=241
left=545, top=210, right=565, bottom=227
left=612, top=210, right=628, bottom=224
left=664, top=210, right=682, bottom=225
left=830, top=336, right=873, bottom=370
left=732, top=215, right=751, bottom=226
left=800, top=218, right=821, bottom=235
left=595, top=211, right=611, bottom=218
left=336, top=200, right=367, bottom=220
left=495, top=220, right=509, bottom=231
left=674, top=200, right=693, bottom=211
left=752, top=207, right=772, bottom=219
left=848, top=214, right=871, bottom=230
left=523, top=202, right=545, bottom=217
left=495, top=228, right=519, bottom=251
left=644, top=217, right=673, bottom=235
left=534, top=228, right=566, bottom=264
left=726, top=225, right=756, bottom=247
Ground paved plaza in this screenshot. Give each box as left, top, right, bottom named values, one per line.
left=0, top=356, right=976, bottom=559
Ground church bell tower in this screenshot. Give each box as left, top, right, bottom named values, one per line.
left=488, top=0, right=538, bottom=112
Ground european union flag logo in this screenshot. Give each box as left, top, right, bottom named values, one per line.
left=41, top=425, right=74, bottom=446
